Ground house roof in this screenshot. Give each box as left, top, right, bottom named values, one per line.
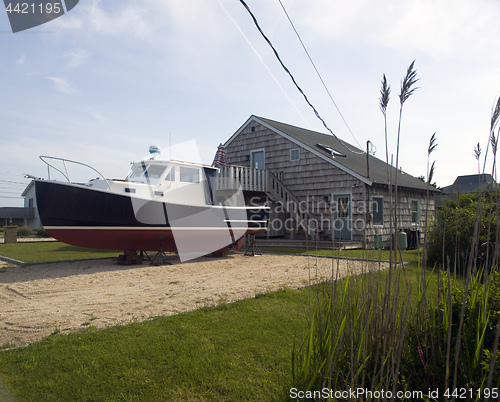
left=21, top=180, right=35, bottom=197
left=441, top=174, right=497, bottom=195
left=227, top=115, right=439, bottom=193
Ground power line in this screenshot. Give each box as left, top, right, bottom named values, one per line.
left=238, top=0, right=365, bottom=155
left=0, top=179, right=26, bottom=185
left=277, top=0, right=363, bottom=150
left=216, top=0, right=310, bottom=126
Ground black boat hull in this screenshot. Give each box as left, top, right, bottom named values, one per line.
left=35, top=180, right=268, bottom=253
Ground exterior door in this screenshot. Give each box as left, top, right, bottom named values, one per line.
left=250, top=149, right=265, bottom=186
left=333, top=194, right=352, bottom=240
left=250, top=149, right=265, bottom=170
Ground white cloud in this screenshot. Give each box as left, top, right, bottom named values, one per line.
left=48, top=0, right=149, bottom=37
left=53, top=14, right=83, bottom=30
left=17, top=55, right=26, bottom=65
left=90, top=109, right=106, bottom=120
left=297, top=0, right=500, bottom=61
left=376, top=1, right=498, bottom=58
left=47, top=77, right=78, bottom=94
left=64, top=48, right=92, bottom=67
left=88, top=0, right=150, bottom=37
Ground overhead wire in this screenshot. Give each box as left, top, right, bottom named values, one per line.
left=238, top=0, right=365, bottom=155
left=0, top=178, right=28, bottom=200
left=277, top=0, right=363, bottom=150
left=215, top=0, right=310, bottom=126
left=0, top=179, right=26, bottom=185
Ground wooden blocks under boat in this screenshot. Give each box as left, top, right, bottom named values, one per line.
left=117, top=250, right=142, bottom=266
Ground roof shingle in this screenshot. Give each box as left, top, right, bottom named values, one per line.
left=253, top=115, right=439, bottom=193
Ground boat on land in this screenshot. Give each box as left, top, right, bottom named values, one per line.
left=34, top=146, right=269, bottom=260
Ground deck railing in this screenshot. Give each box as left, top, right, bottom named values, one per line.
left=217, top=165, right=267, bottom=192
left=217, top=165, right=317, bottom=239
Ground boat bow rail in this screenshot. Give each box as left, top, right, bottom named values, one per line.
left=39, top=155, right=111, bottom=190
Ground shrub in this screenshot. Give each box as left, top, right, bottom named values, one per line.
left=36, top=227, right=50, bottom=237
left=427, top=191, right=499, bottom=273
left=16, top=226, right=33, bottom=236
left=292, top=268, right=414, bottom=397
left=405, top=268, right=500, bottom=393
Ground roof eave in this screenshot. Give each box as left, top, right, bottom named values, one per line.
left=245, top=116, right=373, bottom=185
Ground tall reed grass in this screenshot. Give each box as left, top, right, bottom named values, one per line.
left=291, top=66, right=500, bottom=401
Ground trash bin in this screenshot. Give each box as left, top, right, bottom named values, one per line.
left=404, top=229, right=420, bottom=250
left=5, top=226, right=18, bottom=244
left=398, top=229, right=407, bottom=250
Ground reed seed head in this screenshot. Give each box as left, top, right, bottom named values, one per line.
left=428, top=160, right=435, bottom=184
left=428, top=132, right=437, bottom=155
left=490, top=131, right=498, bottom=156
left=399, top=60, right=419, bottom=105
left=474, top=142, right=481, bottom=161
left=490, top=95, right=500, bottom=134
left=379, top=74, right=391, bottom=115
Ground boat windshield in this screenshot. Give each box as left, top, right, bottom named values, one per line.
left=127, top=163, right=167, bottom=183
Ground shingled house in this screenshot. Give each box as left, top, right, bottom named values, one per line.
left=222, top=115, right=440, bottom=248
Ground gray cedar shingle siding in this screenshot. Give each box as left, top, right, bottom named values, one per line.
left=224, top=115, right=438, bottom=246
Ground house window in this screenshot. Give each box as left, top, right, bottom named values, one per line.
left=372, top=197, right=384, bottom=225
left=337, top=196, right=350, bottom=218
left=180, top=167, right=199, bottom=183
left=411, top=200, right=420, bottom=224
left=290, top=148, right=300, bottom=161
left=28, top=198, right=34, bottom=208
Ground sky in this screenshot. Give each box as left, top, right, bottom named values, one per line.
left=1, top=0, right=500, bottom=207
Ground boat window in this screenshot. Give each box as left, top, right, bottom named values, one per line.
left=164, top=166, right=175, bottom=182
left=203, top=167, right=217, bottom=205
left=128, top=164, right=148, bottom=180
left=144, top=164, right=166, bottom=179
left=180, top=167, right=199, bottom=183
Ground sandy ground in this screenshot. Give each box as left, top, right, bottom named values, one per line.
left=0, top=254, right=386, bottom=347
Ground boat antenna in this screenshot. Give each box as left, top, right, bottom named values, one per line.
left=169, top=132, right=172, bottom=161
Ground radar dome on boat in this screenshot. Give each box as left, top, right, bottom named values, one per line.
left=149, top=145, right=161, bottom=160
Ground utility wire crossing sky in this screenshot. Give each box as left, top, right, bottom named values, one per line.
left=1, top=0, right=500, bottom=206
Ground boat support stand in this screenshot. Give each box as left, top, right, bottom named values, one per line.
left=151, top=236, right=172, bottom=265
left=244, top=234, right=262, bottom=256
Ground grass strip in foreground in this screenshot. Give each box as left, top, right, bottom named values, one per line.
left=0, top=288, right=304, bottom=402
left=0, top=264, right=440, bottom=402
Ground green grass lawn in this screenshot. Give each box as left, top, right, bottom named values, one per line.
left=0, top=263, right=440, bottom=401
left=262, top=247, right=423, bottom=265
left=0, top=242, right=423, bottom=266
left=0, top=288, right=305, bottom=401
left=0, top=242, right=120, bottom=263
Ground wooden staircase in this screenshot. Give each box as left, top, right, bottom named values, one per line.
left=217, top=165, right=318, bottom=240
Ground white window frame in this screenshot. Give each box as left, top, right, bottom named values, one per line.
left=290, top=148, right=300, bottom=161
left=411, top=199, right=420, bottom=224
left=372, top=196, right=384, bottom=226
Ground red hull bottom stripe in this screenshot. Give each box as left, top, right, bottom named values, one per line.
left=45, top=228, right=263, bottom=252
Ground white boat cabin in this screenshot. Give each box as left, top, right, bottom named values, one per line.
left=89, top=160, right=218, bottom=207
